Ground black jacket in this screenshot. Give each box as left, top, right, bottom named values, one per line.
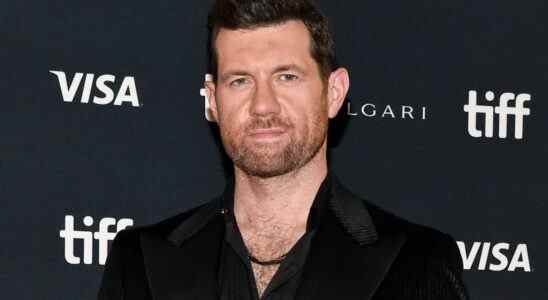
left=98, top=176, right=468, bottom=300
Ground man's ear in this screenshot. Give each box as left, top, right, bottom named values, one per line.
left=326, top=68, right=350, bottom=119
left=204, top=74, right=218, bottom=123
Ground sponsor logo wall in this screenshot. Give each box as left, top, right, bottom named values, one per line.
left=2, top=0, right=547, bottom=299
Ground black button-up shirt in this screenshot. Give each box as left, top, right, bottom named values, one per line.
left=217, top=175, right=330, bottom=300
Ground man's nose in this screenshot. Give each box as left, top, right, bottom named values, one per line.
left=249, top=80, right=281, bottom=116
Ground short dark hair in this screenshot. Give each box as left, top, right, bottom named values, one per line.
left=207, top=0, right=337, bottom=81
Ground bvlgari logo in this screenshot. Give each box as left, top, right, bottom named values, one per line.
left=347, top=102, right=427, bottom=120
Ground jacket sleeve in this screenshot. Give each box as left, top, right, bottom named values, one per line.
left=440, top=262, right=468, bottom=300
left=419, top=232, right=469, bottom=300
left=97, top=230, right=127, bottom=300
left=375, top=230, right=470, bottom=300
left=438, top=234, right=469, bottom=300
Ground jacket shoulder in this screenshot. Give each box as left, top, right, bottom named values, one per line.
left=366, top=202, right=461, bottom=266
left=98, top=199, right=219, bottom=300
left=364, top=202, right=468, bottom=299
left=114, top=198, right=219, bottom=244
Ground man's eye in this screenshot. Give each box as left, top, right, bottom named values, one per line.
left=230, top=78, right=249, bottom=87
left=279, top=74, right=298, bottom=81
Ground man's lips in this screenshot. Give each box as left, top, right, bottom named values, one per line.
left=247, top=127, right=287, bottom=139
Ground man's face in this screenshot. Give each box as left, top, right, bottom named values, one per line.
left=208, top=21, right=338, bottom=178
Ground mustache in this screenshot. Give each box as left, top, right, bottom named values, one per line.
left=244, top=117, right=293, bottom=132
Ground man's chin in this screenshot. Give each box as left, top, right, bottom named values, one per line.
left=233, top=151, right=298, bottom=178
left=237, top=163, right=296, bottom=178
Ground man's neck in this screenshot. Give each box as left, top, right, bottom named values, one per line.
left=233, top=147, right=328, bottom=232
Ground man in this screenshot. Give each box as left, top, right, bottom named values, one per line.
left=98, top=0, right=468, bottom=299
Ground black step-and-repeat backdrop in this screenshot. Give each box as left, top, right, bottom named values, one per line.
left=2, top=0, right=546, bottom=299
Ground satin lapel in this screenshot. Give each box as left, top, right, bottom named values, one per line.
left=140, top=200, right=224, bottom=300
left=296, top=176, right=407, bottom=300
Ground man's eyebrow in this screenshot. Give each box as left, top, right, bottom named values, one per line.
left=219, top=70, right=250, bottom=83
left=273, top=64, right=306, bottom=74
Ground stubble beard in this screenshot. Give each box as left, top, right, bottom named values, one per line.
left=221, top=110, right=328, bottom=179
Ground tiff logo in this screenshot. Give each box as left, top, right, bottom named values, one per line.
left=59, top=215, right=133, bottom=265
left=464, top=90, right=531, bottom=139
left=50, top=70, right=140, bottom=107
left=200, top=74, right=215, bottom=121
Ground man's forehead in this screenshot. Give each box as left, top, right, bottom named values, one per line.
left=216, top=20, right=310, bottom=43
left=215, top=20, right=314, bottom=69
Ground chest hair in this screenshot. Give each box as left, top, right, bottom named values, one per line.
left=241, top=223, right=304, bottom=297
left=251, top=263, right=280, bottom=297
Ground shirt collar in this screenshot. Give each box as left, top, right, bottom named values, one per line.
left=220, top=173, right=331, bottom=233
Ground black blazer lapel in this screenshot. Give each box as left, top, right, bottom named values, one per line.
left=140, top=199, right=224, bottom=300
left=296, top=177, right=407, bottom=300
